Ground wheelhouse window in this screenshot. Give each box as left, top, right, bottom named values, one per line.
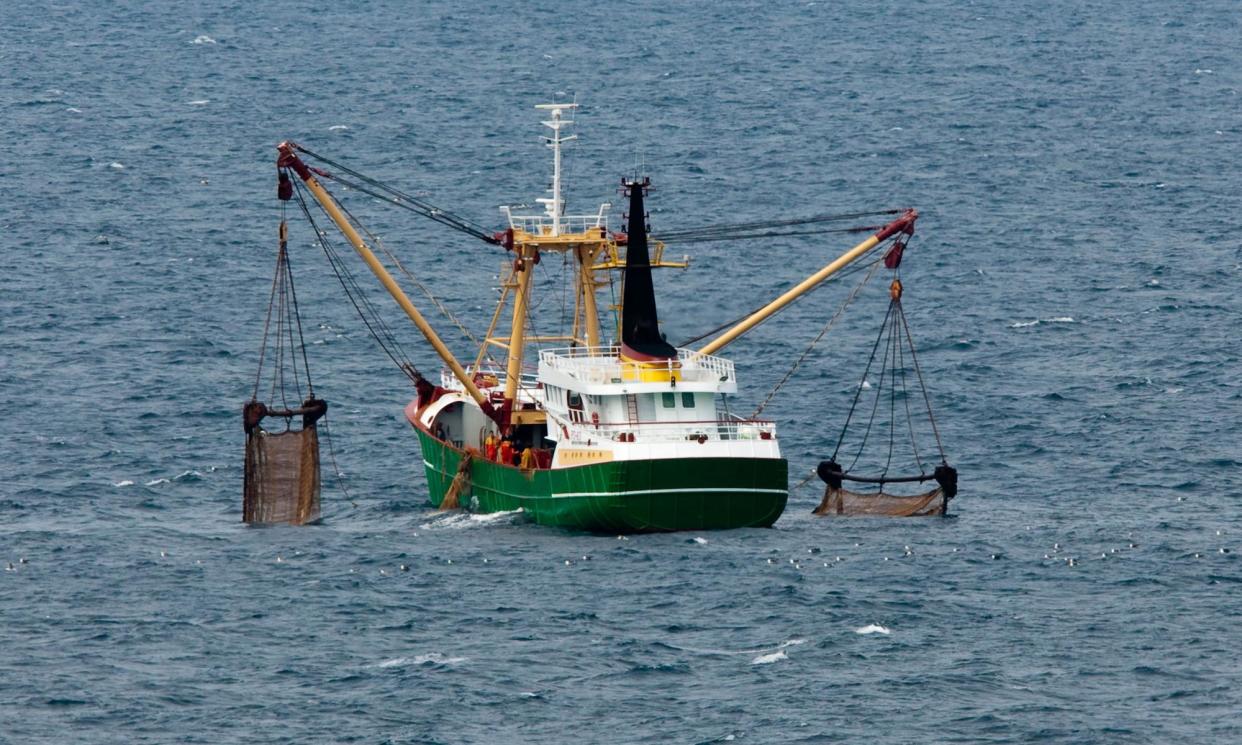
left=681, top=392, right=695, bottom=409
left=661, top=392, right=676, bottom=408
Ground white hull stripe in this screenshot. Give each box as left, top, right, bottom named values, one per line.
left=548, top=487, right=787, bottom=499
left=422, top=461, right=787, bottom=501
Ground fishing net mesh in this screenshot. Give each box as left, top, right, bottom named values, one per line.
left=813, top=485, right=945, bottom=517
left=243, top=426, right=321, bottom=525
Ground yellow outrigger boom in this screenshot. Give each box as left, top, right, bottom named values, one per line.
left=276, top=141, right=498, bottom=419
left=696, top=209, right=918, bottom=356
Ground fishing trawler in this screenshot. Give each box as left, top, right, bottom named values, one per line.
left=273, top=104, right=919, bottom=532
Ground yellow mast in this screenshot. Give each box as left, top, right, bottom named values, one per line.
left=502, top=246, right=536, bottom=403
left=697, top=209, right=917, bottom=356
left=578, top=245, right=602, bottom=347
left=276, top=142, right=495, bottom=415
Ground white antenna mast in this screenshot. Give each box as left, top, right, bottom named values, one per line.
left=535, top=102, right=578, bottom=237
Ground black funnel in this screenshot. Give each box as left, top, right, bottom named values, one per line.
left=620, top=179, right=677, bottom=360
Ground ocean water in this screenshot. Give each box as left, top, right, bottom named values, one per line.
left=3, top=1, right=1241, bottom=742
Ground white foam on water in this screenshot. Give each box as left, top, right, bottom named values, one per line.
left=66, top=107, right=82, bottom=113
left=1012, top=316, right=1074, bottom=328
left=145, top=478, right=169, bottom=486
left=109, top=162, right=125, bottom=170
left=113, top=480, right=134, bottom=487
left=376, top=653, right=467, bottom=668
left=191, top=35, right=216, bottom=44
left=855, top=624, right=891, bottom=635
left=693, top=536, right=708, bottom=544
left=419, top=508, right=523, bottom=530
left=751, top=650, right=787, bottom=665
left=188, top=99, right=210, bottom=105
left=741, top=638, right=806, bottom=663
left=328, top=124, right=349, bottom=131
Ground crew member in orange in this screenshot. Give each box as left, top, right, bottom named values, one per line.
left=499, top=437, right=514, bottom=466
left=484, top=433, right=498, bottom=462
left=519, top=446, right=536, bottom=471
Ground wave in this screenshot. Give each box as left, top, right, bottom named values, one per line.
left=751, top=650, right=787, bottom=665
left=419, top=508, right=524, bottom=530
left=1010, top=316, right=1075, bottom=329
left=747, top=639, right=806, bottom=664
left=375, top=653, right=467, bottom=668
left=855, top=624, right=891, bottom=635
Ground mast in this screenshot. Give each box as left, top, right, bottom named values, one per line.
left=501, top=243, right=536, bottom=406
left=535, top=103, right=577, bottom=238
left=276, top=142, right=500, bottom=422
left=697, top=209, right=918, bottom=356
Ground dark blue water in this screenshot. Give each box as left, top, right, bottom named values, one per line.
left=3, top=1, right=1241, bottom=742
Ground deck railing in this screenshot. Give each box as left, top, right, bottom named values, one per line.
left=505, top=213, right=609, bottom=237
left=538, top=347, right=736, bottom=385
left=563, top=417, right=775, bottom=444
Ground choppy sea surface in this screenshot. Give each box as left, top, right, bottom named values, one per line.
left=3, top=1, right=1241, bottom=742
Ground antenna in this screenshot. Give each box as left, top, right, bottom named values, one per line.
left=535, top=103, right=578, bottom=237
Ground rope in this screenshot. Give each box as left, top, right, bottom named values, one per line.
left=850, top=300, right=895, bottom=475
left=318, top=413, right=358, bottom=510
left=284, top=243, right=315, bottom=399
left=894, top=303, right=925, bottom=474
left=333, top=198, right=498, bottom=368
left=680, top=253, right=885, bottom=348
left=750, top=260, right=881, bottom=418
left=252, top=224, right=285, bottom=401
left=655, top=209, right=904, bottom=242
left=828, top=270, right=951, bottom=483
left=291, top=180, right=419, bottom=382
left=661, top=225, right=881, bottom=244
left=832, top=298, right=896, bottom=465
left=294, top=145, right=497, bottom=243
left=897, top=300, right=948, bottom=462
left=791, top=469, right=818, bottom=493
left=883, top=301, right=898, bottom=478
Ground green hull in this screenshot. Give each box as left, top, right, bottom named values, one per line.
left=417, top=430, right=787, bottom=532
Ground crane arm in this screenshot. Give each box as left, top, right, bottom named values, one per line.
left=277, top=141, right=501, bottom=424
left=696, top=209, right=918, bottom=357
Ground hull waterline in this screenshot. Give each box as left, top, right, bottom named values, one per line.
left=417, top=430, right=787, bottom=533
